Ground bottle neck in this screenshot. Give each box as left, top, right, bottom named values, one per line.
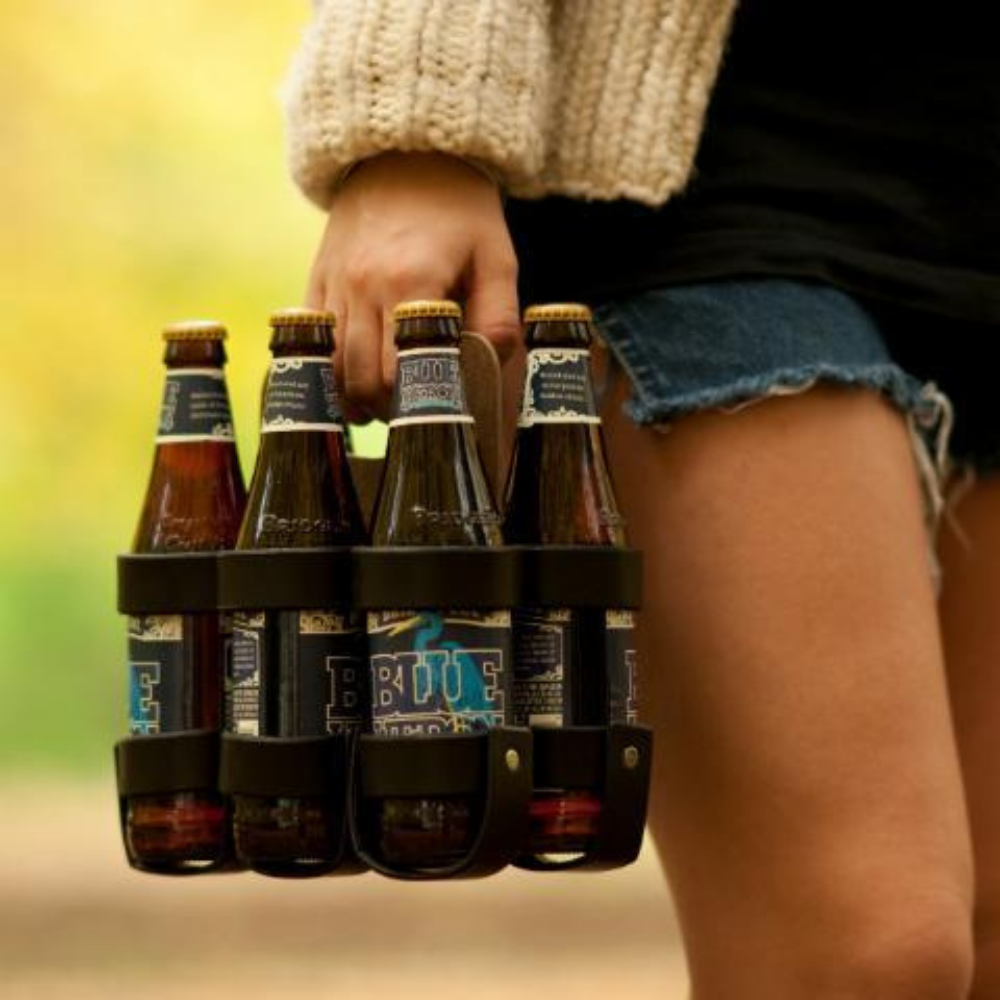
left=156, top=360, right=235, bottom=445
left=269, top=324, right=332, bottom=356
left=388, top=345, right=473, bottom=429
left=241, top=352, right=363, bottom=548
left=502, top=423, right=626, bottom=546
left=164, top=338, right=227, bottom=368
left=517, top=345, right=600, bottom=429
left=372, top=422, right=501, bottom=546
left=261, top=353, right=343, bottom=435
left=374, top=341, right=500, bottom=546
left=504, top=346, right=626, bottom=546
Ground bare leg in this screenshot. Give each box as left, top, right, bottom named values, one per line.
left=602, top=379, right=973, bottom=999
left=937, top=472, right=1000, bottom=998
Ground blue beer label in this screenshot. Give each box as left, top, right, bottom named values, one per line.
left=368, top=610, right=511, bottom=735
left=227, top=610, right=364, bottom=737
left=390, top=348, right=473, bottom=427
left=512, top=608, right=571, bottom=726
left=128, top=615, right=185, bottom=735
left=606, top=609, right=638, bottom=725
left=156, top=369, right=235, bottom=442
left=519, top=348, right=599, bottom=427
left=262, top=357, right=343, bottom=433
left=297, top=611, right=366, bottom=735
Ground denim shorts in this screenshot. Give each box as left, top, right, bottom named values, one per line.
left=593, top=278, right=999, bottom=555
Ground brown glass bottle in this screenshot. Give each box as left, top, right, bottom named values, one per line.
left=502, top=303, right=637, bottom=862
left=126, top=320, right=247, bottom=873
left=367, top=300, right=510, bottom=868
left=228, top=308, right=367, bottom=877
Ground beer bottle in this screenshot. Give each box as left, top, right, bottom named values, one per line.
left=228, top=308, right=367, bottom=876
left=368, top=300, right=510, bottom=868
left=127, top=320, right=246, bottom=873
left=502, top=303, right=638, bottom=861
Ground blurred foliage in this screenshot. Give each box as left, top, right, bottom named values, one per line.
left=0, top=1, right=381, bottom=772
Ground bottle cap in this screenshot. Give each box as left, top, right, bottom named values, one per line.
left=270, top=307, right=337, bottom=327
left=523, top=303, right=594, bottom=324
left=162, top=320, right=227, bottom=342
left=392, top=299, right=463, bottom=321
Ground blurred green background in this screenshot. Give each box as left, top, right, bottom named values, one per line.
left=0, top=0, right=378, bottom=775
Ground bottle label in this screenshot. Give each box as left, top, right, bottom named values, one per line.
left=128, top=615, right=185, bottom=735
left=156, top=369, right=235, bottom=442
left=368, top=610, right=511, bottom=735
left=227, top=610, right=365, bottom=737
left=262, top=357, right=343, bottom=433
left=519, top=348, right=600, bottom=427
left=389, top=348, right=474, bottom=427
left=228, top=611, right=264, bottom=736
left=297, top=611, right=366, bottom=735
left=606, top=609, right=639, bottom=725
left=512, top=608, right=571, bottom=726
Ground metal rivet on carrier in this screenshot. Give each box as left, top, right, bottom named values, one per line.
left=505, top=748, right=521, bottom=773
left=623, top=746, right=640, bottom=770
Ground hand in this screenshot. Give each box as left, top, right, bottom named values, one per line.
left=306, top=151, right=521, bottom=422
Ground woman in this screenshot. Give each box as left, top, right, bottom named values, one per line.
left=287, top=1, right=1000, bottom=995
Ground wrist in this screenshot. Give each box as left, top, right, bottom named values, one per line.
left=334, top=150, right=503, bottom=196
left=453, top=155, right=503, bottom=189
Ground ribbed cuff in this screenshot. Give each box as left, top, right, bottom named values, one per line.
left=284, top=0, right=548, bottom=209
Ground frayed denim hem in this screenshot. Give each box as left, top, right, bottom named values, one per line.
left=606, top=353, right=954, bottom=595
left=592, top=279, right=960, bottom=592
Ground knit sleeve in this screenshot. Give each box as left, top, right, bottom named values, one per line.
left=542, top=0, right=738, bottom=205
left=284, top=0, right=551, bottom=208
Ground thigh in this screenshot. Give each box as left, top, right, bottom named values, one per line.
left=601, top=372, right=972, bottom=997
left=938, top=471, right=1000, bottom=991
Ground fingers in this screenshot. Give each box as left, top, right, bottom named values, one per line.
left=305, top=255, right=326, bottom=310
left=303, top=151, right=522, bottom=421
left=464, top=243, right=521, bottom=364
left=312, top=248, right=519, bottom=423
left=381, top=305, right=398, bottom=402
left=343, top=292, right=386, bottom=421
left=338, top=257, right=450, bottom=420
left=327, top=299, right=371, bottom=426
left=308, top=234, right=367, bottom=423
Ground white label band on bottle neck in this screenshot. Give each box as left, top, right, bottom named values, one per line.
left=396, top=347, right=461, bottom=357
left=389, top=414, right=476, bottom=428
left=518, top=347, right=601, bottom=427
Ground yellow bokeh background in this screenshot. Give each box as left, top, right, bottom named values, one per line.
left=0, top=1, right=353, bottom=772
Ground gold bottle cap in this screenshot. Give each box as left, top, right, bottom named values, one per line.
left=270, top=307, right=337, bottom=327
left=523, top=303, right=594, bottom=324
left=162, top=319, right=227, bottom=342
left=392, top=299, right=463, bottom=321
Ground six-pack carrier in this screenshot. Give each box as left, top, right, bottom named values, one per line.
left=114, top=303, right=652, bottom=880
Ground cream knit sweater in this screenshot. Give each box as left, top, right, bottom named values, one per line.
left=285, top=0, right=737, bottom=209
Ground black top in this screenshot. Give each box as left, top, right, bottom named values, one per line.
left=507, top=0, right=1000, bottom=325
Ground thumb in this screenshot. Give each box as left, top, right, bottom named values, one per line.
left=464, top=247, right=521, bottom=363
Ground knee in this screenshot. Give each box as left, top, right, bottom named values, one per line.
left=679, top=870, right=973, bottom=1000
left=808, top=894, right=973, bottom=1000
left=839, top=907, right=972, bottom=999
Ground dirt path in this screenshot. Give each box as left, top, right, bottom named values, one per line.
left=0, top=781, right=688, bottom=999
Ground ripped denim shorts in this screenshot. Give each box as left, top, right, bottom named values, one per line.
left=593, top=279, right=1000, bottom=576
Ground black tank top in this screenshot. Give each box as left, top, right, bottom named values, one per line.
left=507, top=0, right=1000, bottom=324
